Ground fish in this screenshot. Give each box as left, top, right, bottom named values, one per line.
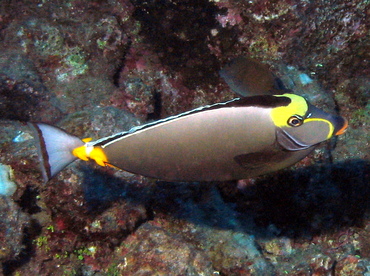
left=29, top=58, right=348, bottom=183
left=29, top=94, right=347, bottom=182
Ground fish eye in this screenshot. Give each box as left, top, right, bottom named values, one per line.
left=288, top=115, right=303, bottom=127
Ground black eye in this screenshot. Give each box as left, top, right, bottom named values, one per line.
left=288, top=115, right=303, bottom=127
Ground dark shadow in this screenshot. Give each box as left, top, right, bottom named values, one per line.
left=79, top=159, right=369, bottom=239
left=221, top=159, right=370, bottom=238
left=80, top=165, right=154, bottom=216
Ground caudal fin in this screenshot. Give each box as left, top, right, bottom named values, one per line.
left=28, top=123, right=84, bottom=183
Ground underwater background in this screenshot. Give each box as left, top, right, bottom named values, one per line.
left=0, top=0, right=369, bottom=275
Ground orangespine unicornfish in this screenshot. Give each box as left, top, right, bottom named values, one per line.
left=29, top=92, right=348, bottom=183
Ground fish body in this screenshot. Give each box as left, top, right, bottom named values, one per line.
left=89, top=97, right=282, bottom=181
left=29, top=93, right=347, bottom=182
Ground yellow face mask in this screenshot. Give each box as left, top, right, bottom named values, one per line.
left=271, top=94, right=347, bottom=151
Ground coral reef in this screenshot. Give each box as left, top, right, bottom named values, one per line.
left=0, top=0, right=368, bottom=275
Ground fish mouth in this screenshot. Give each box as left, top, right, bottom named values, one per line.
left=333, top=116, right=348, bottom=136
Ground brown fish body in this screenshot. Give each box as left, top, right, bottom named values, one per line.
left=100, top=106, right=274, bottom=181
left=96, top=104, right=311, bottom=181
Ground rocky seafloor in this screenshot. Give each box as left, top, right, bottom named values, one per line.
left=0, top=0, right=369, bottom=275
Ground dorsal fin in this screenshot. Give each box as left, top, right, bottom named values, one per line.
left=220, top=57, right=286, bottom=97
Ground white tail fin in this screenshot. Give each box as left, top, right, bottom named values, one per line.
left=28, top=123, right=84, bottom=183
